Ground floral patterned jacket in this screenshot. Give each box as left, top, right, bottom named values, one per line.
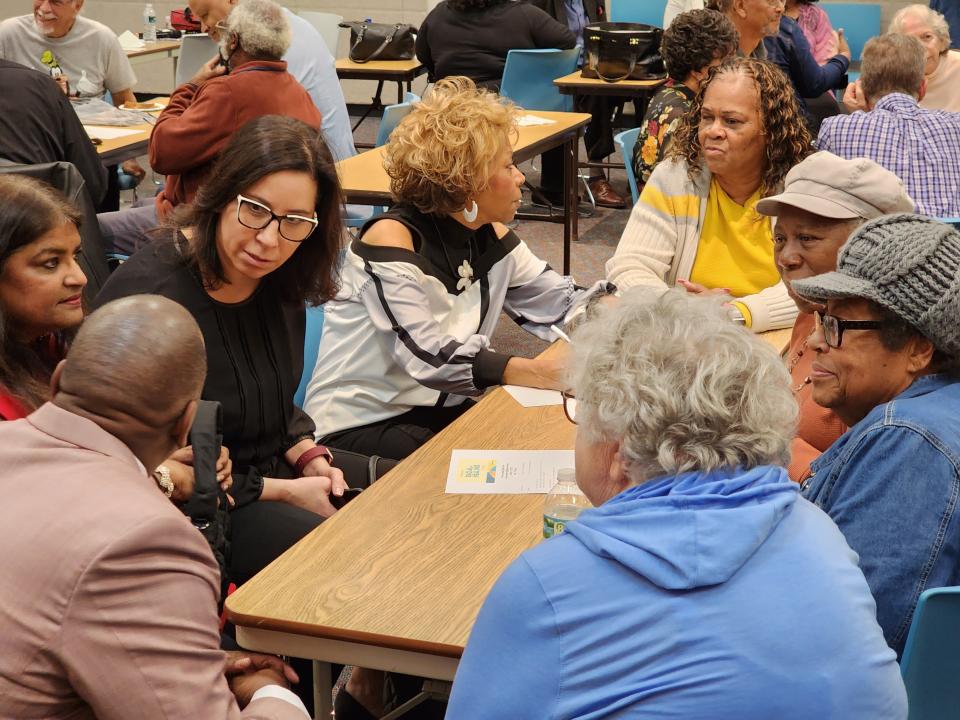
left=632, top=82, right=695, bottom=187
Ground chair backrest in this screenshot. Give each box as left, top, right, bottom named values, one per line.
left=821, top=2, right=881, bottom=62
left=376, top=101, right=415, bottom=147
left=499, top=48, right=581, bottom=113
left=900, top=586, right=960, bottom=720
left=614, top=127, right=641, bottom=206
left=175, top=33, right=219, bottom=87
left=938, top=217, right=960, bottom=230
left=0, top=159, right=110, bottom=301
left=294, top=304, right=325, bottom=408
left=609, top=0, right=668, bottom=25
left=299, top=11, right=343, bottom=56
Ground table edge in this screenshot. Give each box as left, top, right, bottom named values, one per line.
left=224, top=606, right=465, bottom=660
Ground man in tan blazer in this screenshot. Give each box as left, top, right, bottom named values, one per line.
left=0, top=295, right=308, bottom=720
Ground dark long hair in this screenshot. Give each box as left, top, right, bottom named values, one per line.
left=0, top=174, right=82, bottom=412
left=170, top=115, right=344, bottom=305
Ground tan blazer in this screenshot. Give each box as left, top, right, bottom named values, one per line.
left=0, top=403, right=305, bottom=720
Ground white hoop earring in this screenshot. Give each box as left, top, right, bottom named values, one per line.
left=462, top=200, right=478, bottom=223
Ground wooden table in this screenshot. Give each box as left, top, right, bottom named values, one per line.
left=553, top=70, right=666, bottom=98
left=335, top=58, right=427, bottom=137
left=85, top=98, right=167, bottom=166
left=124, top=38, right=182, bottom=67
left=336, top=110, right=591, bottom=276
left=554, top=70, right=666, bottom=174
left=226, top=328, right=792, bottom=717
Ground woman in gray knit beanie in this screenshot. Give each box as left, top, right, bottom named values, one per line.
left=789, top=213, right=960, bottom=660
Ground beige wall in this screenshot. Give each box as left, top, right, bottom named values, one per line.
left=0, top=0, right=923, bottom=96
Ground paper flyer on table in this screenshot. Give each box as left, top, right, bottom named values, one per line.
left=503, top=385, right=563, bottom=408
left=83, top=125, right=143, bottom=140
left=445, top=449, right=575, bottom=494
left=517, top=113, right=556, bottom=127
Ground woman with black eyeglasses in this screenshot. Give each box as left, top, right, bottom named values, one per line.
left=95, top=115, right=388, bottom=594
left=790, top=213, right=960, bottom=659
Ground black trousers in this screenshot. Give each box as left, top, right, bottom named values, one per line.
left=540, top=93, right=630, bottom=193
left=319, top=401, right=475, bottom=462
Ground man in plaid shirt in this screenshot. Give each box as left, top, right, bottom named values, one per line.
left=817, top=33, right=960, bottom=218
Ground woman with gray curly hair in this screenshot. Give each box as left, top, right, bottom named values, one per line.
left=447, top=289, right=905, bottom=719
left=888, top=3, right=960, bottom=111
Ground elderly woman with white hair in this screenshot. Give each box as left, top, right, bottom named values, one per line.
left=98, top=0, right=322, bottom=255
left=889, top=4, right=960, bottom=111
left=447, top=290, right=906, bottom=719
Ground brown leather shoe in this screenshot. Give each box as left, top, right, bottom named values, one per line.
left=588, top=178, right=627, bottom=209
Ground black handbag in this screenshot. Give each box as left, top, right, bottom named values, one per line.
left=582, top=22, right=666, bottom=82
left=339, top=21, right=416, bottom=63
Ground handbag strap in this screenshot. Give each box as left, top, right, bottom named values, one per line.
left=589, top=49, right=638, bottom=83
left=350, top=23, right=402, bottom=64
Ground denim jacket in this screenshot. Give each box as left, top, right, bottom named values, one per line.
left=803, top=374, right=960, bottom=656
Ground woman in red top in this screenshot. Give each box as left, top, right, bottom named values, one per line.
left=0, top=175, right=84, bottom=421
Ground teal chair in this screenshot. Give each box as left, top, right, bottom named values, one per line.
left=614, top=127, right=641, bottom=206
left=499, top=48, right=581, bottom=113
left=375, top=101, right=416, bottom=147
left=900, top=586, right=960, bottom=720
left=938, top=217, right=960, bottom=230
left=609, top=0, right=668, bottom=25
left=821, top=2, right=881, bottom=62
left=294, top=305, right=325, bottom=408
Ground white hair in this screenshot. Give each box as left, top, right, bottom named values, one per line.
left=889, top=4, right=952, bottom=54
left=223, top=0, right=291, bottom=59
left=569, top=289, right=797, bottom=483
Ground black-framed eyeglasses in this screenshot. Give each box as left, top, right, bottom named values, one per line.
left=814, top=311, right=888, bottom=349
left=235, top=194, right=318, bottom=243
left=561, top=390, right=577, bottom=424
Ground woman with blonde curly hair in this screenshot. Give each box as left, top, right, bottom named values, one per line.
left=607, top=57, right=812, bottom=333
left=303, top=76, right=611, bottom=462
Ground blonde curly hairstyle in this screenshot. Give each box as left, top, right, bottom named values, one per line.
left=384, top=76, right=520, bottom=215
left=668, top=57, right=813, bottom=199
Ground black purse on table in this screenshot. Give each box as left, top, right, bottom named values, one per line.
left=339, top=21, right=417, bottom=63
left=582, top=22, right=666, bottom=82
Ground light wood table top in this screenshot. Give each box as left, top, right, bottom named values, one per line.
left=124, top=38, right=182, bottom=59
left=554, top=70, right=666, bottom=96
left=336, top=110, right=592, bottom=204
left=335, top=57, right=426, bottom=81
left=85, top=97, right=167, bottom=166
left=227, top=327, right=793, bottom=670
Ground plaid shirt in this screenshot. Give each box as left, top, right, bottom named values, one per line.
left=817, top=93, right=960, bottom=217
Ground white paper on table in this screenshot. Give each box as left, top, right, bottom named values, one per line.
left=517, top=113, right=556, bottom=127
left=445, top=449, right=575, bottom=494
left=117, top=30, right=145, bottom=50
left=84, top=125, right=143, bottom=140
left=503, top=385, right=563, bottom=408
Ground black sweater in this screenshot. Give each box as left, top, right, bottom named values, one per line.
left=94, top=234, right=313, bottom=503
left=416, top=0, right=575, bottom=90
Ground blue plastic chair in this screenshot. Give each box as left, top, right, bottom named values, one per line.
left=375, top=101, right=415, bottom=147
left=614, top=127, right=641, bottom=206
left=899, top=586, right=960, bottom=720
left=499, top=48, right=581, bottom=112
left=609, top=0, right=668, bottom=26
left=821, top=2, right=881, bottom=62
left=294, top=305, right=325, bottom=408
left=938, top=217, right=960, bottom=230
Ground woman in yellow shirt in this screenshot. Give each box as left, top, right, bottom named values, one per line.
left=606, top=57, right=812, bottom=331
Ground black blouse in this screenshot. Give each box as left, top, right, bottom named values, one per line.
left=94, top=233, right=313, bottom=500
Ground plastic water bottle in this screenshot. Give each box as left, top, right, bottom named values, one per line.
left=543, top=468, right=590, bottom=539
left=143, top=3, right=157, bottom=41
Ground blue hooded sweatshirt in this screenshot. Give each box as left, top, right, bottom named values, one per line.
left=447, top=466, right=906, bottom=719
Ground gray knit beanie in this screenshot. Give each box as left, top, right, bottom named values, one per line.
left=791, top=214, right=960, bottom=356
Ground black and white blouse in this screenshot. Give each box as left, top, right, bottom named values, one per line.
left=303, top=203, right=609, bottom=437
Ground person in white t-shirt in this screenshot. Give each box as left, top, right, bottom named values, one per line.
left=0, top=0, right=137, bottom=105
left=0, top=0, right=144, bottom=183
